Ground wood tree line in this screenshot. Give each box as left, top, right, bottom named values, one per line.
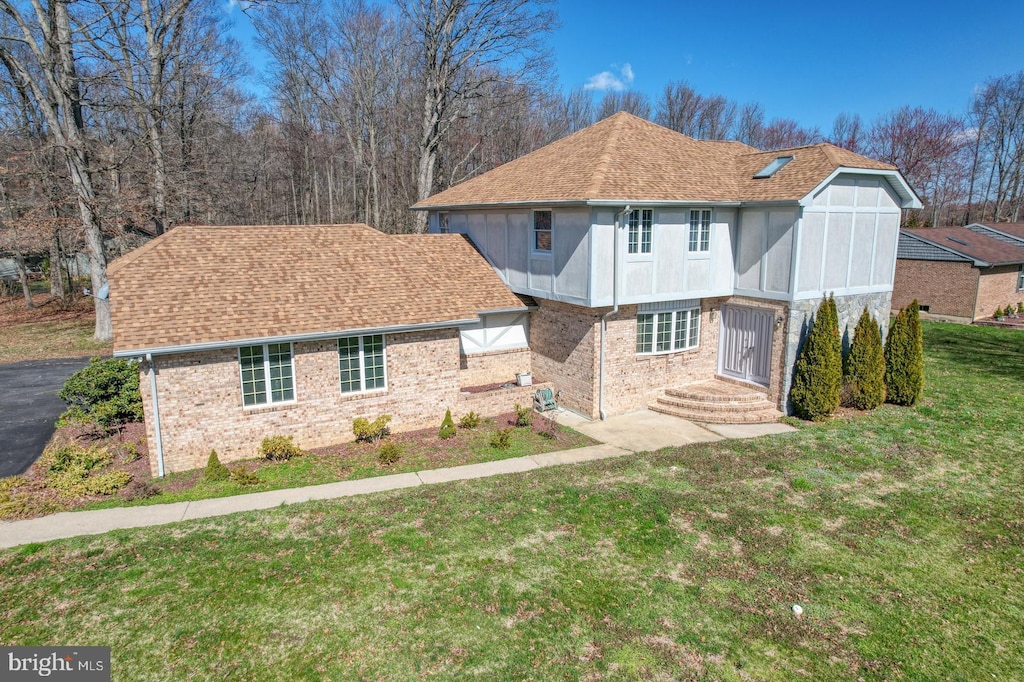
left=2, top=0, right=1024, bottom=340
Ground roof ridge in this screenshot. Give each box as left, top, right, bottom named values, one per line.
left=585, top=114, right=628, bottom=197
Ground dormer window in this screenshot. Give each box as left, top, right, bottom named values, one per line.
left=753, top=155, right=794, bottom=179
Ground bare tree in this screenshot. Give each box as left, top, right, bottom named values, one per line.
left=967, top=71, right=1024, bottom=223
left=0, top=0, right=111, bottom=339
left=596, top=89, right=651, bottom=120
left=760, top=118, right=822, bottom=150
left=733, top=102, right=765, bottom=147
left=399, top=0, right=556, bottom=232
left=829, top=112, right=864, bottom=153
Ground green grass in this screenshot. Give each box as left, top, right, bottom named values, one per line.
left=2, top=321, right=1022, bottom=680
left=0, top=293, right=110, bottom=363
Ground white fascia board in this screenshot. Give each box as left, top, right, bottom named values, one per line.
left=586, top=199, right=743, bottom=208
left=410, top=200, right=589, bottom=211
left=799, top=168, right=923, bottom=209
left=478, top=305, right=536, bottom=315
left=113, top=318, right=479, bottom=358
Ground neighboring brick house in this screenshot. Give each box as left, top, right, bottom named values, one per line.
left=108, top=225, right=537, bottom=475
left=414, top=112, right=920, bottom=423
left=893, top=225, right=1024, bottom=322
left=111, top=113, right=921, bottom=475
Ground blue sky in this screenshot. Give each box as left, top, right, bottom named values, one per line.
left=226, top=0, right=1024, bottom=132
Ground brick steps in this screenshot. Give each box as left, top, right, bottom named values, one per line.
left=649, top=379, right=782, bottom=424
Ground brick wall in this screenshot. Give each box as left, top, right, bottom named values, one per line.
left=975, top=265, right=1024, bottom=319
left=893, top=259, right=978, bottom=321
left=459, top=347, right=531, bottom=387
left=140, top=329, right=530, bottom=475
left=529, top=300, right=599, bottom=417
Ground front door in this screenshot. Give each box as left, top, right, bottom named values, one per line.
left=719, top=305, right=773, bottom=386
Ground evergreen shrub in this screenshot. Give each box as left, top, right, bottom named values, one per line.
left=789, top=295, right=842, bottom=421
left=844, top=308, right=887, bottom=410
left=884, top=300, right=925, bottom=406
left=438, top=409, right=456, bottom=440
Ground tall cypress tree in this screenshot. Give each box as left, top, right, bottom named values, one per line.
left=845, top=308, right=886, bottom=410
left=884, top=300, right=925, bottom=405
left=790, top=295, right=842, bottom=420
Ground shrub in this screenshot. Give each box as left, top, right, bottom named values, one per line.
left=377, top=442, right=403, bottom=466
left=121, top=442, right=140, bottom=463
left=789, top=295, right=842, bottom=421
left=258, top=435, right=303, bottom=461
left=83, top=471, right=132, bottom=496
left=121, top=479, right=159, bottom=501
left=843, top=308, right=886, bottom=410
left=41, top=443, right=127, bottom=498
left=57, top=357, right=143, bottom=429
left=994, top=306, right=1004, bottom=318
left=885, top=299, right=925, bottom=406
left=438, top=409, right=457, bottom=440
left=490, top=428, right=513, bottom=450
left=458, top=411, right=481, bottom=429
left=513, top=403, right=534, bottom=428
left=204, top=450, right=230, bottom=481
left=230, top=467, right=262, bottom=486
left=353, top=415, right=392, bottom=443
left=1017, top=302, right=1023, bottom=314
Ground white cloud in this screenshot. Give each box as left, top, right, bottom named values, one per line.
left=584, top=63, right=635, bottom=92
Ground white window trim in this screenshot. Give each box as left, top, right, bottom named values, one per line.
left=239, top=342, right=297, bottom=408
left=636, top=307, right=701, bottom=355
left=1018, top=264, right=1024, bottom=292
left=438, top=211, right=450, bottom=233
left=531, top=209, right=553, bottom=257
left=338, top=334, right=388, bottom=395
left=626, top=208, right=654, bottom=257
left=687, top=208, right=712, bottom=255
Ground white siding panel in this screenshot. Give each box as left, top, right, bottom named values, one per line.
left=528, top=257, right=552, bottom=293
left=830, top=178, right=856, bottom=206
left=507, top=212, right=529, bottom=288
left=811, top=186, right=829, bottom=207
left=450, top=212, right=468, bottom=234
left=879, top=182, right=900, bottom=209
left=798, top=213, right=826, bottom=293
left=624, top=261, right=654, bottom=298
left=687, top=259, right=710, bottom=290
left=712, top=210, right=736, bottom=292
left=460, top=312, right=529, bottom=354
left=467, top=213, right=487, bottom=249
left=849, top=213, right=875, bottom=287
left=824, top=212, right=853, bottom=290
left=737, top=210, right=765, bottom=290
left=872, top=213, right=900, bottom=286
left=765, top=211, right=794, bottom=293
left=655, top=221, right=687, bottom=294
left=854, top=178, right=880, bottom=208
left=555, top=209, right=590, bottom=299
left=486, top=213, right=507, bottom=271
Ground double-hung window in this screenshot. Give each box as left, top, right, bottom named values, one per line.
left=627, top=209, right=653, bottom=254
left=239, top=343, right=295, bottom=406
left=533, top=210, right=552, bottom=252
left=438, top=212, right=450, bottom=233
left=636, top=307, right=701, bottom=354
left=1018, top=264, right=1023, bottom=292
left=338, top=335, right=386, bottom=393
left=688, top=209, right=711, bottom=253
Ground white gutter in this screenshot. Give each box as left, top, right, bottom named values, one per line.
left=145, top=353, right=165, bottom=478
left=599, top=205, right=630, bottom=421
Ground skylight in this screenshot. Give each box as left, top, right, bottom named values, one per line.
left=753, top=155, right=794, bottom=179
left=946, top=236, right=970, bottom=246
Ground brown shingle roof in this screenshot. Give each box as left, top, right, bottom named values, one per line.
left=975, top=222, right=1024, bottom=243
left=413, top=112, right=903, bottom=208
left=904, top=226, right=1024, bottom=266
left=108, top=224, right=526, bottom=354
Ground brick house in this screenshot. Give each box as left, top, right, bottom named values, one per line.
left=893, top=225, right=1024, bottom=322
left=413, top=113, right=920, bottom=424
left=111, top=113, right=920, bottom=475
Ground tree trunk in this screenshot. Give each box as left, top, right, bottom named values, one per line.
left=14, top=253, right=33, bottom=309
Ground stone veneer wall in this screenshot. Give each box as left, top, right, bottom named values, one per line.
left=975, top=265, right=1023, bottom=320
left=140, top=328, right=526, bottom=475
left=459, top=347, right=531, bottom=387
left=529, top=299, right=600, bottom=417
left=780, top=291, right=892, bottom=414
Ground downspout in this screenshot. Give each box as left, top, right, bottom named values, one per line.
left=145, top=353, right=166, bottom=477
left=599, top=204, right=630, bottom=421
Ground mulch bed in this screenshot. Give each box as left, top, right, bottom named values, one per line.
left=0, top=293, right=94, bottom=325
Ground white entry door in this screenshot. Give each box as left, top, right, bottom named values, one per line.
left=719, top=305, right=773, bottom=386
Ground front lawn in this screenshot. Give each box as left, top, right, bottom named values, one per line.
left=1, top=322, right=1022, bottom=680
left=0, top=294, right=109, bottom=363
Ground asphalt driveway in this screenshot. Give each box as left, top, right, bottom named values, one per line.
left=0, top=357, right=91, bottom=478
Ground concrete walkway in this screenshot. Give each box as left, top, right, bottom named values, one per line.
left=0, top=410, right=795, bottom=549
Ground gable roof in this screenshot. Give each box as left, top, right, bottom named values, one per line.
left=967, top=222, right=1024, bottom=246
left=900, top=226, right=1024, bottom=267
left=108, top=224, right=526, bottom=355
left=413, top=112, right=916, bottom=209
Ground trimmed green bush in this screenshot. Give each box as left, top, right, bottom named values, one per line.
left=513, top=403, right=534, bottom=427
left=490, top=428, right=513, bottom=450
left=229, top=467, right=262, bottom=486
left=790, top=295, right=842, bottom=421
left=41, top=442, right=130, bottom=498
left=258, top=435, right=303, bottom=461
left=885, top=300, right=924, bottom=406
left=377, top=442, right=403, bottom=466
left=204, top=450, right=230, bottom=481
left=353, top=415, right=392, bottom=443
left=458, top=411, right=481, bottom=429
left=1017, top=302, right=1023, bottom=314
left=844, top=308, right=886, bottom=410
left=438, top=409, right=456, bottom=440
left=82, top=471, right=132, bottom=496
left=57, top=357, right=143, bottom=429
left=994, top=306, right=1004, bottom=318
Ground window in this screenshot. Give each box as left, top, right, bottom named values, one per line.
left=753, top=155, right=794, bottom=178
left=438, top=212, right=450, bottom=233
left=1018, top=265, right=1024, bottom=292
left=627, top=209, right=653, bottom=254
left=533, top=210, right=552, bottom=252
left=239, top=343, right=294, bottom=406
left=688, top=209, right=711, bottom=253
left=636, top=308, right=700, bottom=354
left=338, top=335, right=386, bottom=393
